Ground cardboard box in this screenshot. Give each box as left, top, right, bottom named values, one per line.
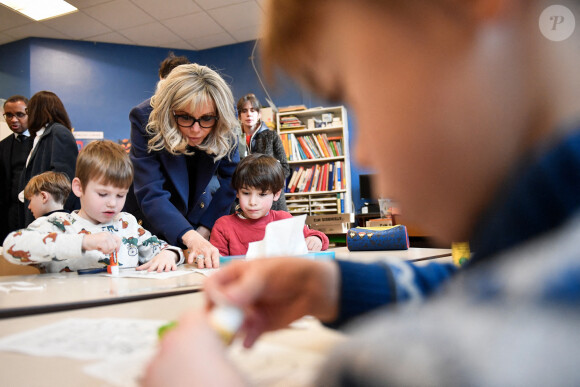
left=365, top=216, right=393, bottom=227
left=306, top=213, right=354, bottom=234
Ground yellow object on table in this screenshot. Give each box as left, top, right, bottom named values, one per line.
left=451, top=242, right=471, bottom=266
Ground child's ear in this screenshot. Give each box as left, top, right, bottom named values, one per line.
left=273, top=190, right=282, bottom=201
left=71, top=177, right=83, bottom=198
left=40, top=191, right=50, bottom=204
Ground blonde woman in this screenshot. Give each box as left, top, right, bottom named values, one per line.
left=129, top=64, right=239, bottom=268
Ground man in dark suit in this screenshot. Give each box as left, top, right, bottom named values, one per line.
left=0, top=95, right=32, bottom=241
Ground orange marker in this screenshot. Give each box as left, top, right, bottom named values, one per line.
left=107, top=251, right=119, bottom=275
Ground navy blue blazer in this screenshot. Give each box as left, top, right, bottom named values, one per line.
left=127, top=99, right=239, bottom=246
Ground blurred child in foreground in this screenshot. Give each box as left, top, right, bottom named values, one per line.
left=3, top=140, right=184, bottom=273
left=210, top=153, right=328, bottom=256
left=144, top=0, right=580, bottom=385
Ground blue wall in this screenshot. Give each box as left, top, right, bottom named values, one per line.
left=0, top=37, right=366, bottom=212
left=0, top=39, right=31, bottom=97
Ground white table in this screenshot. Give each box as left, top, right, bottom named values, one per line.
left=0, top=265, right=206, bottom=318
left=0, top=292, right=344, bottom=387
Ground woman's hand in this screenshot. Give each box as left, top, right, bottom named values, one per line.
left=205, top=258, right=340, bottom=348
left=142, top=310, right=245, bottom=387
left=182, top=229, right=220, bottom=268
left=136, top=250, right=178, bottom=272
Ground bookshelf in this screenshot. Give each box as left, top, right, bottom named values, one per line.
left=277, top=106, right=352, bottom=215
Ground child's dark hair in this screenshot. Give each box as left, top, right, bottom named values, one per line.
left=232, top=153, right=285, bottom=193
left=24, top=171, right=71, bottom=205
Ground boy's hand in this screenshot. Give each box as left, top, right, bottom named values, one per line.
left=205, top=258, right=339, bottom=348
left=82, top=232, right=121, bottom=254
left=137, top=250, right=178, bottom=272
left=143, top=310, right=244, bottom=387
left=306, top=236, right=323, bottom=251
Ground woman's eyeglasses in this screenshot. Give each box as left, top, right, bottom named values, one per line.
left=173, top=113, right=218, bottom=128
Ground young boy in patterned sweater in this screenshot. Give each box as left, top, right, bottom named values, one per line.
left=210, top=153, right=328, bottom=256
left=3, top=140, right=184, bottom=273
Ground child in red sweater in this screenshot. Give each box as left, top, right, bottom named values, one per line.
left=210, top=153, right=328, bottom=256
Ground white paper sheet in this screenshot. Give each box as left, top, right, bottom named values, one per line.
left=246, top=214, right=309, bottom=259
left=102, top=268, right=193, bottom=279
left=0, top=318, right=164, bottom=360
left=0, top=281, right=45, bottom=293
left=0, top=317, right=327, bottom=387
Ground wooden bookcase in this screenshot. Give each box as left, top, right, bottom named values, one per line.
left=277, top=106, right=352, bottom=215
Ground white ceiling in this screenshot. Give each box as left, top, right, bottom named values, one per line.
left=0, top=0, right=266, bottom=51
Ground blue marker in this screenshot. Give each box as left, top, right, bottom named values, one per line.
left=77, top=267, right=108, bottom=275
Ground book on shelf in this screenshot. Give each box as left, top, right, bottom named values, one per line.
left=297, top=167, right=312, bottom=192
left=316, top=134, right=331, bottom=158
left=327, top=163, right=334, bottom=191
left=289, top=166, right=304, bottom=193
left=310, top=134, right=326, bottom=158
left=337, top=192, right=345, bottom=213
left=279, top=105, right=307, bottom=113
left=300, top=135, right=319, bottom=159
left=310, top=165, right=320, bottom=192
left=280, top=133, right=290, bottom=160
left=303, top=166, right=315, bottom=192
left=290, top=134, right=304, bottom=161
left=320, top=133, right=334, bottom=157
left=318, top=163, right=328, bottom=192
left=296, top=136, right=314, bottom=159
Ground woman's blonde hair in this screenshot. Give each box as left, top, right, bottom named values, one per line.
left=146, top=64, right=238, bottom=160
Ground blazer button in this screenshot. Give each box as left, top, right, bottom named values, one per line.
left=200, top=202, right=205, bottom=208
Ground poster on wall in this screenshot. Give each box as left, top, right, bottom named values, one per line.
left=73, top=130, right=104, bottom=150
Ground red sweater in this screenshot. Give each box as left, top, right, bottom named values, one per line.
left=210, top=210, right=329, bottom=256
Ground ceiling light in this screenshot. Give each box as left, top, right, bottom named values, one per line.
left=0, top=0, right=78, bottom=21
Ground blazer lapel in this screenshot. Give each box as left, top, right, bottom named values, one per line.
left=160, top=151, right=189, bottom=206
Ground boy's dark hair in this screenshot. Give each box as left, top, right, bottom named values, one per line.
left=76, top=140, right=134, bottom=190
left=24, top=171, right=71, bottom=205
left=232, top=153, right=285, bottom=193
left=3, top=95, right=28, bottom=108
left=159, top=52, right=190, bottom=79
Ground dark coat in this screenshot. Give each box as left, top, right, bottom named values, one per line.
left=19, top=123, right=79, bottom=226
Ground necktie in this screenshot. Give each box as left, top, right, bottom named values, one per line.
left=17, top=134, right=27, bottom=142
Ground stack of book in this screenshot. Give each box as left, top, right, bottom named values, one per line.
left=280, top=116, right=304, bottom=129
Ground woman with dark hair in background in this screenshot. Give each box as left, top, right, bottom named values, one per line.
left=20, top=90, right=79, bottom=226
left=237, top=93, right=289, bottom=211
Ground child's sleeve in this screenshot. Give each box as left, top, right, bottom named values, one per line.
left=209, top=218, right=231, bottom=257
left=132, top=215, right=184, bottom=265
left=303, top=225, right=330, bottom=251
left=2, top=215, right=84, bottom=264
